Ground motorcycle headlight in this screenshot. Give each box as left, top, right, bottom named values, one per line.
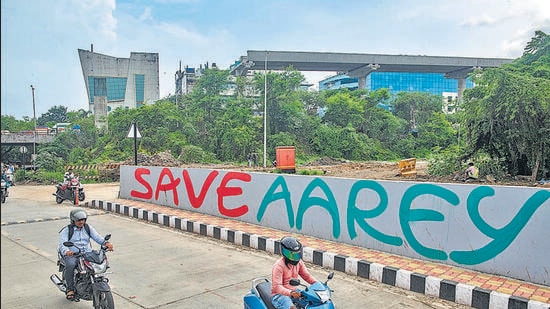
left=91, top=261, right=109, bottom=274
left=315, top=289, right=331, bottom=303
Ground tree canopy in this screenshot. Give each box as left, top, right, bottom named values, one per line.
left=2, top=31, right=548, bottom=181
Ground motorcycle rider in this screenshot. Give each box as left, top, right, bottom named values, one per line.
left=1, top=169, right=9, bottom=187
left=58, top=208, right=113, bottom=300
left=63, top=168, right=75, bottom=184
left=271, top=236, right=318, bottom=309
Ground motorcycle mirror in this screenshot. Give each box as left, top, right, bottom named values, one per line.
left=328, top=272, right=334, bottom=280
left=289, top=279, right=301, bottom=286
left=104, top=234, right=111, bottom=241
left=63, top=241, right=74, bottom=247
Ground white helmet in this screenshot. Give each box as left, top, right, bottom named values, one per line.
left=70, top=208, right=87, bottom=224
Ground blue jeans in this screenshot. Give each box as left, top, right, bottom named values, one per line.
left=271, top=294, right=294, bottom=309
left=63, top=255, right=78, bottom=291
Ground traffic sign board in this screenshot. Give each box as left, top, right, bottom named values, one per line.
left=127, top=123, right=142, bottom=138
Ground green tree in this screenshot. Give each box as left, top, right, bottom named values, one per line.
left=322, top=90, right=364, bottom=128
left=1, top=115, right=33, bottom=131
left=254, top=67, right=305, bottom=135
left=523, top=30, right=549, bottom=56
left=392, top=92, right=443, bottom=131
left=37, top=105, right=69, bottom=126
left=463, top=39, right=550, bottom=180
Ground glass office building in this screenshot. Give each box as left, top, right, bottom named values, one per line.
left=319, top=72, right=473, bottom=96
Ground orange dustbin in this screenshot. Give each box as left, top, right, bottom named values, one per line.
left=275, top=146, right=296, bottom=173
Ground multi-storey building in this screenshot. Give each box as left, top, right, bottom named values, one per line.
left=318, top=72, right=474, bottom=113
left=78, top=46, right=160, bottom=128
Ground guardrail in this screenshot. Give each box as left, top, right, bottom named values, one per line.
left=64, top=163, right=121, bottom=182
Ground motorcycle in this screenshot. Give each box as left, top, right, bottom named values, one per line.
left=50, top=234, right=114, bottom=308
left=5, top=170, right=14, bottom=186
left=53, top=176, right=85, bottom=204
left=244, top=272, right=335, bottom=309
left=1, top=178, right=8, bottom=203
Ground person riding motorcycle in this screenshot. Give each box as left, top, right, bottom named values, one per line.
left=63, top=168, right=75, bottom=184
left=58, top=208, right=113, bottom=300
left=271, top=236, right=318, bottom=309
left=62, top=167, right=83, bottom=190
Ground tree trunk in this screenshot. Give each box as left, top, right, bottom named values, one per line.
left=531, top=146, right=541, bottom=182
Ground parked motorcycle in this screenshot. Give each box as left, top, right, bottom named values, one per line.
left=244, top=272, right=335, bottom=309
left=50, top=234, right=114, bottom=308
left=53, top=176, right=85, bottom=204
left=1, top=178, right=8, bottom=203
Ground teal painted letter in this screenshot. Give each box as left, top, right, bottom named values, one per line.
left=347, top=180, right=402, bottom=246
left=257, top=176, right=295, bottom=227
left=400, top=184, right=459, bottom=260
left=296, top=178, right=340, bottom=238
left=450, top=187, right=550, bottom=265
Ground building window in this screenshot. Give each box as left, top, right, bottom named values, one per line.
left=88, top=77, right=127, bottom=102
left=135, top=74, right=144, bottom=104
left=106, top=77, right=127, bottom=101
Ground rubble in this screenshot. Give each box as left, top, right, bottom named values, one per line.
left=123, top=150, right=181, bottom=167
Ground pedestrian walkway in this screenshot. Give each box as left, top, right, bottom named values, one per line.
left=87, top=198, right=550, bottom=309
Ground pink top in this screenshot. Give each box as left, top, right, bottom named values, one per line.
left=271, top=257, right=317, bottom=296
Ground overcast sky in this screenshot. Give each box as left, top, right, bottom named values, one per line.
left=2, top=0, right=549, bottom=120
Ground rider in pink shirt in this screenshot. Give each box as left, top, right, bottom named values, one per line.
left=271, top=236, right=317, bottom=309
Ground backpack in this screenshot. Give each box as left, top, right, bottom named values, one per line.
left=60, top=223, right=90, bottom=241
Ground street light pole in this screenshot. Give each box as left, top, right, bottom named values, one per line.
left=263, top=51, right=268, bottom=168
left=30, top=85, right=37, bottom=166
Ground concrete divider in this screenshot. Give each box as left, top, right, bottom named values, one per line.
left=117, top=165, right=550, bottom=287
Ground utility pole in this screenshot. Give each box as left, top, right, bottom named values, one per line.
left=30, top=85, right=37, bottom=166
left=263, top=51, right=268, bottom=168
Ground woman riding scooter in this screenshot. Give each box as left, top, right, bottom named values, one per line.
left=271, top=236, right=318, bottom=309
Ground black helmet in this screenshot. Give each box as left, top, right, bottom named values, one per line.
left=70, top=208, right=87, bottom=224
left=280, top=236, right=302, bottom=265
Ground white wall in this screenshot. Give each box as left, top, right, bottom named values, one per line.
left=119, top=165, right=550, bottom=286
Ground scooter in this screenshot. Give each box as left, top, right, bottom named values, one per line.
left=244, top=272, right=335, bottom=309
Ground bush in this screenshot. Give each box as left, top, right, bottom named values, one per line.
left=426, top=148, right=463, bottom=177
left=35, top=152, right=64, bottom=172
left=475, top=155, right=507, bottom=180
left=298, top=169, right=325, bottom=176
left=18, top=169, right=61, bottom=185
left=178, top=145, right=218, bottom=164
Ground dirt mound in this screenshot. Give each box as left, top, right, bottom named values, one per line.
left=123, top=150, right=181, bottom=167
left=303, top=157, right=348, bottom=166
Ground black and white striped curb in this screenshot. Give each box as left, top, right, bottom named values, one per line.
left=83, top=200, right=549, bottom=309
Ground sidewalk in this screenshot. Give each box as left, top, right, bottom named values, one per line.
left=89, top=198, right=550, bottom=309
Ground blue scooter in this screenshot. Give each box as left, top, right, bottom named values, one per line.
left=244, top=272, right=335, bottom=309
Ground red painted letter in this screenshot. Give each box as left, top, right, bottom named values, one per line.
left=217, top=172, right=251, bottom=217
left=155, top=168, right=181, bottom=205
left=131, top=168, right=153, bottom=199
left=182, top=169, right=219, bottom=208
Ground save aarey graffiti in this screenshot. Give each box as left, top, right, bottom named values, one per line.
left=121, top=166, right=550, bottom=285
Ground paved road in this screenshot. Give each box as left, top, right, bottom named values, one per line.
left=1, top=184, right=469, bottom=308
